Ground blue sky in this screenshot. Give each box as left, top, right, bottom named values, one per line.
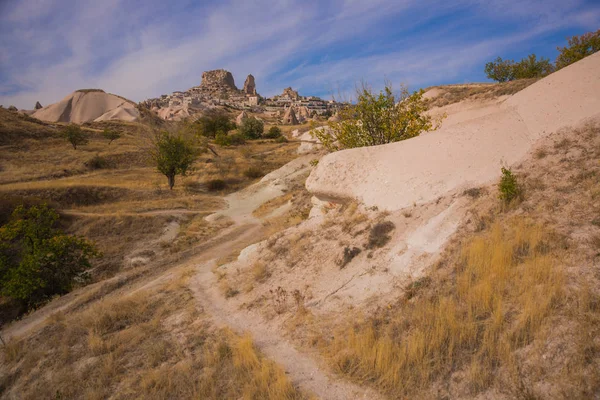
left=1, top=0, right=599, bottom=109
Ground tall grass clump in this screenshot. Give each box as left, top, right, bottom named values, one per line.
left=325, top=219, right=564, bottom=397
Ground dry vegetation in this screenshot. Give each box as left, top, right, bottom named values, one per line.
left=424, top=78, right=539, bottom=109
left=313, top=121, right=600, bottom=398
left=0, top=272, right=306, bottom=399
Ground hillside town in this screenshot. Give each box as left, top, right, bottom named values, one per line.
left=140, top=69, right=343, bottom=122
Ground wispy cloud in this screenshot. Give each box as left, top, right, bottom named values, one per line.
left=0, top=0, right=598, bottom=109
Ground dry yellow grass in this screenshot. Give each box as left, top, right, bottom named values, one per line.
left=424, top=79, right=539, bottom=109
left=325, top=218, right=564, bottom=397
left=0, top=272, right=305, bottom=399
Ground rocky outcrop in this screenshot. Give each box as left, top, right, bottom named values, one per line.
left=283, top=107, right=299, bottom=125
left=282, top=87, right=300, bottom=101
left=34, top=101, right=43, bottom=110
left=201, top=69, right=237, bottom=90
left=244, top=74, right=257, bottom=95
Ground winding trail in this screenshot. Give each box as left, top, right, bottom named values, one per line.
left=2, top=154, right=382, bottom=399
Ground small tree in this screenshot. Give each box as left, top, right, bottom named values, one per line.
left=513, top=54, right=554, bottom=79
left=498, top=167, right=521, bottom=203
left=239, top=117, right=264, bottom=139
left=0, top=204, right=98, bottom=307
left=152, top=132, right=197, bottom=190
left=102, top=128, right=121, bottom=144
left=264, top=126, right=282, bottom=139
left=315, top=82, right=438, bottom=151
left=63, top=124, right=88, bottom=149
left=556, top=29, right=600, bottom=70
left=484, top=57, right=516, bottom=82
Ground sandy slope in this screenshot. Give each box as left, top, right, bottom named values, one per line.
left=306, top=52, right=600, bottom=211
left=32, top=90, right=140, bottom=124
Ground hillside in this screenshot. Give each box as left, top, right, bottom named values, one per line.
left=0, top=54, right=599, bottom=399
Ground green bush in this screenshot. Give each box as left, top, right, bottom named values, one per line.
left=275, top=135, right=288, bottom=143
left=556, top=29, right=600, bottom=70
left=244, top=166, right=264, bottom=179
left=315, top=82, right=437, bottom=151
left=85, top=155, right=113, bottom=170
left=214, top=132, right=231, bottom=146
left=206, top=179, right=227, bottom=191
left=485, top=54, right=554, bottom=82
left=239, top=117, right=264, bottom=139
left=152, top=132, right=197, bottom=189
left=63, top=124, right=89, bottom=149
left=484, top=57, right=516, bottom=82
left=264, top=126, right=282, bottom=139
left=498, top=167, right=521, bottom=203
left=513, top=54, right=554, bottom=79
left=102, top=128, right=121, bottom=144
left=0, top=204, right=98, bottom=307
left=193, top=114, right=236, bottom=138
left=229, top=133, right=246, bottom=145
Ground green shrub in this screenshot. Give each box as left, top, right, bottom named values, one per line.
left=513, top=54, right=554, bottom=79
left=484, top=57, right=515, bottom=82
left=485, top=54, right=554, bottom=82
left=85, top=155, right=112, bottom=170
left=214, top=132, right=231, bottom=146
left=63, top=124, right=89, bottom=149
left=264, top=126, right=282, bottom=139
left=315, top=82, right=437, bottom=151
left=244, top=166, right=264, bottom=179
left=102, top=128, right=121, bottom=144
left=239, top=117, right=264, bottom=139
left=229, top=133, right=246, bottom=145
left=275, top=135, right=288, bottom=143
left=367, top=221, right=396, bottom=249
left=498, top=167, right=521, bottom=203
left=193, top=114, right=236, bottom=138
left=206, top=179, right=227, bottom=191
left=0, top=204, right=98, bottom=307
left=556, top=29, right=600, bottom=70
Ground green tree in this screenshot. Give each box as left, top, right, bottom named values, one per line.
left=102, top=128, right=121, bottom=144
left=484, top=57, right=515, bottom=82
left=315, top=83, right=438, bottom=151
left=193, top=114, right=236, bottom=138
left=239, top=117, right=264, bottom=139
left=264, top=126, right=282, bottom=139
left=152, top=132, right=197, bottom=189
left=513, top=54, right=554, bottom=79
left=498, top=167, right=521, bottom=203
left=0, top=204, right=98, bottom=307
left=63, top=124, right=89, bottom=149
left=556, top=29, right=600, bottom=70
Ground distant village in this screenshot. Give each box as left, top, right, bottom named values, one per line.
left=140, top=69, right=344, bottom=123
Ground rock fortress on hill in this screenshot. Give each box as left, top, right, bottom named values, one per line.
left=140, top=69, right=343, bottom=121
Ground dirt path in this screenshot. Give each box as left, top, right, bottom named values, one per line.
left=62, top=208, right=204, bottom=217
left=190, top=259, right=382, bottom=400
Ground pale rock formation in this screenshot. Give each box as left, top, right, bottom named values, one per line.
left=282, top=106, right=299, bottom=125
left=306, top=52, right=600, bottom=211
left=296, top=106, right=310, bottom=122
left=32, top=89, right=139, bottom=124
left=236, top=110, right=248, bottom=125
left=243, top=74, right=257, bottom=95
